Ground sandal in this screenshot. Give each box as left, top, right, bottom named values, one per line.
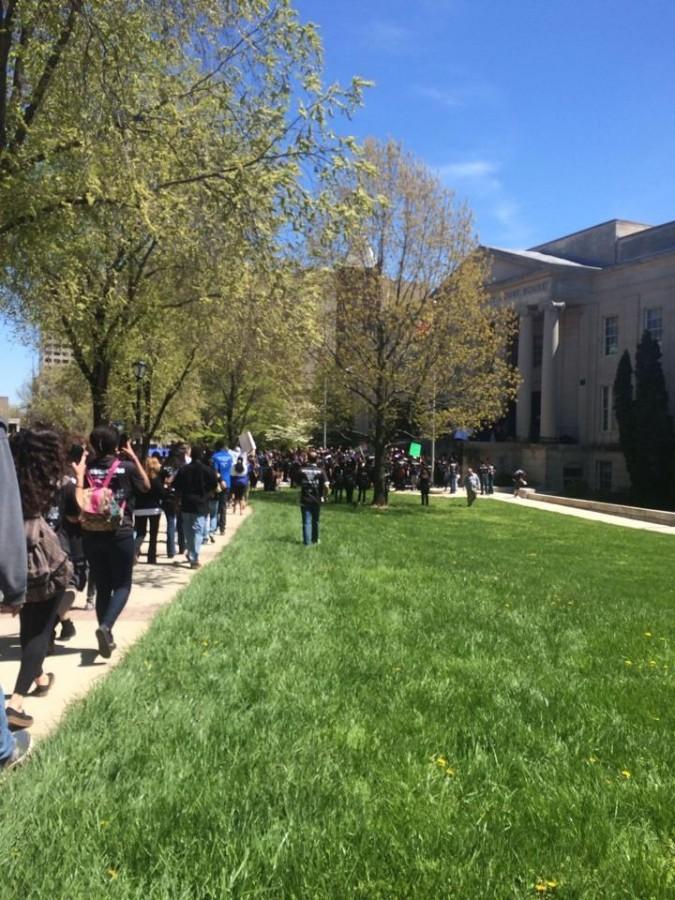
left=33, top=672, right=55, bottom=697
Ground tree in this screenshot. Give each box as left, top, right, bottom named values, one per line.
left=613, top=348, right=638, bottom=488
left=634, top=330, right=675, bottom=504
left=198, top=264, right=321, bottom=446
left=316, top=139, right=518, bottom=504
left=0, top=1, right=368, bottom=426
left=614, top=332, right=675, bottom=507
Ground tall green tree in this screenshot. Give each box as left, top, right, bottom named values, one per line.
left=317, top=139, right=518, bottom=505
left=614, top=332, right=675, bottom=506
left=613, top=348, right=638, bottom=489
left=634, top=330, right=675, bottom=504
left=0, top=1, right=368, bottom=424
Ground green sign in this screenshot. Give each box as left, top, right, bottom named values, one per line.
left=409, top=442, right=422, bottom=458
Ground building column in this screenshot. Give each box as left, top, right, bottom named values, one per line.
left=515, top=308, right=533, bottom=441
left=540, top=301, right=565, bottom=441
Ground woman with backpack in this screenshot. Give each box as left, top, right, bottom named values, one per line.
left=6, top=428, right=74, bottom=730
left=230, top=456, right=249, bottom=515
left=74, top=426, right=149, bottom=659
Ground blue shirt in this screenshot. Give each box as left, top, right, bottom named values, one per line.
left=212, top=450, right=233, bottom=489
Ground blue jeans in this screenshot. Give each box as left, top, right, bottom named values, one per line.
left=301, top=505, right=320, bottom=545
left=208, top=498, right=219, bottom=536
left=0, top=690, right=15, bottom=763
left=165, top=510, right=177, bottom=558
left=83, top=530, right=135, bottom=631
left=182, top=512, right=208, bottom=563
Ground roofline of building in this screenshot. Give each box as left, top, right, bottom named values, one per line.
left=528, top=218, right=651, bottom=251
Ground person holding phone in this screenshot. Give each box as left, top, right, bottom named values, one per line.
left=74, top=426, right=150, bottom=659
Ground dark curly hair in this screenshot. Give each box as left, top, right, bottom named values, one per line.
left=10, top=427, right=65, bottom=519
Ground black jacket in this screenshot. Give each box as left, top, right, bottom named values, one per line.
left=173, top=461, right=218, bottom=515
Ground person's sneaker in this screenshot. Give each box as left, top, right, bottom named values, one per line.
left=58, top=619, right=76, bottom=641
left=6, top=707, right=33, bottom=730
left=209, top=534, right=216, bottom=543
left=189, top=561, right=201, bottom=569
left=1, top=731, right=31, bottom=770
left=95, top=625, right=114, bottom=659
left=84, top=600, right=95, bottom=612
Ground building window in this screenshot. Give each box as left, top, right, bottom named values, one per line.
left=600, top=385, right=613, bottom=432
left=532, top=331, right=543, bottom=367
left=595, top=460, right=612, bottom=492
left=603, top=316, right=618, bottom=355
left=643, top=307, right=662, bottom=343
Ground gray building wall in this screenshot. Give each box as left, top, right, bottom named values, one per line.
left=483, top=218, right=675, bottom=497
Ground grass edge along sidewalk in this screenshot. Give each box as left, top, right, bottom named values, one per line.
left=0, top=508, right=252, bottom=746
left=1, top=492, right=673, bottom=899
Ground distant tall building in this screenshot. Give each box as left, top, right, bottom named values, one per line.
left=40, top=336, right=74, bottom=370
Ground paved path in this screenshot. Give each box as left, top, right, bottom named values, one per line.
left=1, top=508, right=252, bottom=745
left=425, top=487, right=675, bottom=535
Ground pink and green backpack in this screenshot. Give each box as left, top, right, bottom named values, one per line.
left=80, top=459, right=126, bottom=531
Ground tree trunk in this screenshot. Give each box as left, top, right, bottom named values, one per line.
left=90, top=360, right=111, bottom=426
left=371, top=409, right=388, bottom=506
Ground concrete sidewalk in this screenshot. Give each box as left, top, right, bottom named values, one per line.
left=423, top=486, right=675, bottom=535
left=1, top=507, right=252, bottom=745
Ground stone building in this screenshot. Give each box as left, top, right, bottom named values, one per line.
left=464, top=218, right=674, bottom=495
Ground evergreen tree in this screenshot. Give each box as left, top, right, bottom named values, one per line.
left=613, top=349, right=638, bottom=490
left=633, top=330, right=675, bottom=505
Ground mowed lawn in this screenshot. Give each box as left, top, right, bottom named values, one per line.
left=1, top=493, right=673, bottom=899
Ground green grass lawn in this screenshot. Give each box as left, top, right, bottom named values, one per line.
left=1, top=492, right=673, bottom=899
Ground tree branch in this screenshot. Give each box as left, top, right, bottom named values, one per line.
left=9, top=1, right=83, bottom=154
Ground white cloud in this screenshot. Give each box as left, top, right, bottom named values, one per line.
left=433, top=157, right=532, bottom=247
left=437, top=160, right=500, bottom=180
left=414, top=82, right=499, bottom=110
left=359, top=21, right=415, bottom=54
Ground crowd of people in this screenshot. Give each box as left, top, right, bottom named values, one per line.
left=0, top=422, right=273, bottom=766
left=0, top=417, right=518, bottom=769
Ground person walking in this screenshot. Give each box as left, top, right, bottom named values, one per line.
left=419, top=464, right=431, bottom=506
left=299, top=450, right=328, bottom=545
left=211, top=441, right=232, bottom=533
left=230, top=456, right=249, bottom=516
left=0, top=417, right=31, bottom=765
left=75, top=426, right=150, bottom=659
left=172, top=445, right=218, bottom=569
left=464, top=467, right=480, bottom=507
left=6, top=428, right=74, bottom=729
left=160, top=447, right=182, bottom=559
left=133, top=457, right=165, bottom=564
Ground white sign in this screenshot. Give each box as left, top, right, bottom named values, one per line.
left=239, top=431, right=256, bottom=454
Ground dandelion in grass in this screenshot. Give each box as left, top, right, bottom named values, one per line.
left=588, top=754, right=599, bottom=764
left=649, top=660, right=657, bottom=668
left=620, top=769, right=631, bottom=779
left=107, top=868, right=118, bottom=880
left=624, top=659, right=633, bottom=667
left=534, top=878, right=559, bottom=893
left=644, top=631, right=653, bottom=638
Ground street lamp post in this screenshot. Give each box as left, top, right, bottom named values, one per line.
left=133, top=359, right=147, bottom=430
left=431, top=372, right=436, bottom=486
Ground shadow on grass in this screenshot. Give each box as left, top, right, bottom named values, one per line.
left=250, top=489, right=462, bottom=518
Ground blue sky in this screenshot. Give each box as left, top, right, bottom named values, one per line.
left=3, top=0, right=675, bottom=402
